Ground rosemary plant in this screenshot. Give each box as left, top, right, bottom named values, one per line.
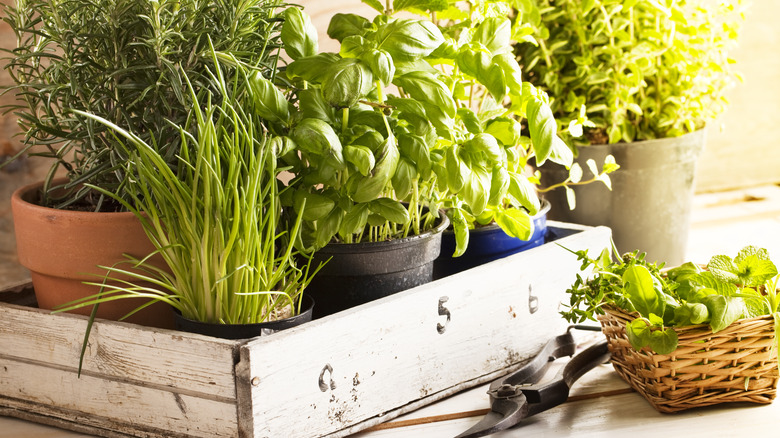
left=58, top=58, right=314, bottom=325
left=2, top=0, right=285, bottom=210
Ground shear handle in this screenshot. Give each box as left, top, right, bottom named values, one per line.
left=523, top=339, right=610, bottom=417
left=492, top=331, right=577, bottom=391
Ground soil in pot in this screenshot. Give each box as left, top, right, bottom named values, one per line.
left=174, top=295, right=315, bottom=339
left=305, top=213, right=449, bottom=318
left=433, top=201, right=551, bottom=278
left=11, top=180, right=174, bottom=328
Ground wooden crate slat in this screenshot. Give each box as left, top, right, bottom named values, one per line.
left=0, top=357, right=238, bottom=438
left=237, top=224, right=611, bottom=437
left=0, top=303, right=238, bottom=399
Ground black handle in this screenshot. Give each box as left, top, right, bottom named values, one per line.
left=524, top=339, right=610, bottom=416
left=498, top=331, right=577, bottom=388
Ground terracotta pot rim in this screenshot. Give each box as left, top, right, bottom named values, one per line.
left=11, top=178, right=135, bottom=218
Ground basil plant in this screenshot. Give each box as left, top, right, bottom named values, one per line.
left=254, top=0, right=588, bottom=255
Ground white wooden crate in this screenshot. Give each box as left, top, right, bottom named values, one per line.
left=0, top=222, right=611, bottom=438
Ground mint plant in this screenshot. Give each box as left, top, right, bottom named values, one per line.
left=563, top=244, right=780, bottom=355
left=515, top=0, right=746, bottom=146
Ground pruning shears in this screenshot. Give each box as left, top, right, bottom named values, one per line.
left=454, top=328, right=611, bottom=438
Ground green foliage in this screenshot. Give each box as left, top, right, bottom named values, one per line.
left=56, top=58, right=315, bottom=325
left=516, top=0, right=746, bottom=146
left=258, top=0, right=612, bottom=254
left=2, top=0, right=286, bottom=210
left=562, top=244, right=780, bottom=355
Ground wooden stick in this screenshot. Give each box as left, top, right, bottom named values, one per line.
left=365, top=388, right=635, bottom=431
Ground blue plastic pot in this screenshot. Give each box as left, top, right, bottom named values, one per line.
left=433, top=201, right=551, bottom=278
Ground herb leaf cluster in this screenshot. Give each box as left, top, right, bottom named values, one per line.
left=3, top=0, right=286, bottom=209
left=515, top=0, right=745, bottom=146
left=563, top=245, right=780, bottom=354
left=256, top=0, right=613, bottom=254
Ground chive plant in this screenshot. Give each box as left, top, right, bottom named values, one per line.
left=59, top=57, right=314, bottom=325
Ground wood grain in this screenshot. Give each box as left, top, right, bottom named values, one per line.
left=238, top=224, right=611, bottom=438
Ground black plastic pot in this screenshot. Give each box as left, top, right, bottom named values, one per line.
left=433, top=201, right=551, bottom=279
left=174, top=295, right=314, bottom=340
left=306, top=213, right=450, bottom=318
left=537, top=129, right=706, bottom=266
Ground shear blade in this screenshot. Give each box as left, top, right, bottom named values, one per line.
left=454, top=397, right=527, bottom=438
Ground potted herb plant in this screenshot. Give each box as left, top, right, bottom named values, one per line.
left=516, top=0, right=746, bottom=266
left=58, top=56, right=317, bottom=339
left=258, top=0, right=612, bottom=310
left=562, top=244, right=779, bottom=412
left=2, top=0, right=286, bottom=324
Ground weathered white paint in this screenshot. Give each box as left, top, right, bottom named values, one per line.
left=238, top=223, right=611, bottom=438
left=0, top=223, right=611, bottom=438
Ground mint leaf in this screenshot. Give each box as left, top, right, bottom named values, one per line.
left=708, top=255, right=741, bottom=284
left=736, top=255, right=777, bottom=287
left=649, top=328, right=678, bottom=355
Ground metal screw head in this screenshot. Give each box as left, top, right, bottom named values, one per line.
left=251, top=377, right=260, bottom=386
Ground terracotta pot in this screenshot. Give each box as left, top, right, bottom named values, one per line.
left=11, top=180, right=174, bottom=328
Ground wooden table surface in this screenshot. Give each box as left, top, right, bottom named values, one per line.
left=2, top=352, right=779, bottom=437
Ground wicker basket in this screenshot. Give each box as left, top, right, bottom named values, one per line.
left=597, top=306, right=779, bottom=413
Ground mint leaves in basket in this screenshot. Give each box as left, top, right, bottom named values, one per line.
left=561, top=244, right=780, bottom=355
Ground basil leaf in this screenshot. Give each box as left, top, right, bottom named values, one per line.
left=394, top=70, right=456, bottom=118
left=703, top=295, right=746, bottom=333
left=489, top=166, right=510, bottom=207
left=526, top=97, right=557, bottom=165
left=375, top=18, right=444, bottom=61
left=472, top=17, right=511, bottom=55
left=391, top=157, right=417, bottom=200
left=456, top=45, right=506, bottom=101
left=445, top=146, right=468, bottom=193
left=339, top=203, right=370, bottom=237
left=286, top=53, right=340, bottom=84
left=315, top=207, right=345, bottom=249
left=397, top=133, right=431, bottom=177
left=508, top=173, right=541, bottom=215
left=360, top=0, right=384, bottom=13
left=369, top=197, right=409, bottom=224
left=493, top=53, right=523, bottom=91
left=350, top=135, right=399, bottom=203
left=322, top=58, right=374, bottom=107
left=464, top=133, right=503, bottom=164
left=495, top=208, right=532, bottom=240
left=298, top=89, right=335, bottom=124
left=462, top=167, right=489, bottom=215
left=344, top=144, right=375, bottom=176
left=457, top=108, right=481, bottom=134
left=290, top=118, right=344, bottom=167
left=327, top=13, right=372, bottom=42
left=485, top=117, right=523, bottom=147
left=293, top=190, right=335, bottom=221
left=281, top=7, right=318, bottom=61
left=248, top=73, right=289, bottom=123
left=622, top=265, right=666, bottom=319
left=448, top=207, right=470, bottom=257
left=361, top=49, right=395, bottom=85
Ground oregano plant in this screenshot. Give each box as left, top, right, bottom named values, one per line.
left=515, top=0, right=746, bottom=147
